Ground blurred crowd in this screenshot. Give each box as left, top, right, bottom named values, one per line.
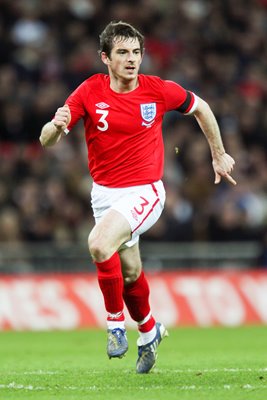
left=0, top=0, right=267, bottom=250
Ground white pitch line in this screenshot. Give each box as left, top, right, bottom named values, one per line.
left=4, top=369, right=107, bottom=376
left=1, top=382, right=267, bottom=392
left=4, top=370, right=60, bottom=376
left=0, top=383, right=46, bottom=391
left=2, top=367, right=267, bottom=376
left=5, top=367, right=267, bottom=375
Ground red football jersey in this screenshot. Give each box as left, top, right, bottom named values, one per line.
left=65, top=74, right=197, bottom=187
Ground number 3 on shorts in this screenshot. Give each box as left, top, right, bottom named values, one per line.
left=133, top=196, right=149, bottom=215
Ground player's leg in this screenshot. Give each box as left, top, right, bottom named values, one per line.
left=89, top=208, right=131, bottom=262
left=120, top=243, right=168, bottom=373
left=89, top=180, right=167, bottom=363
left=89, top=179, right=164, bottom=328
left=120, top=243, right=156, bottom=333
left=88, top=209, right=131, bottom=358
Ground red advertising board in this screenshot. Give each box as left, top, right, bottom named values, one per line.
left=0, top=270, right=267, bottom=330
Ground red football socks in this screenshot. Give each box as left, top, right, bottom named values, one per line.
left=123, top=271, right=155, bottom=331
left=96, top=255, right=156, bottom=333
left=95, top=252, right=124, bottom=316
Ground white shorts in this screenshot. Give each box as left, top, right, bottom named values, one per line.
left=91, top=180, right=166, bottom=247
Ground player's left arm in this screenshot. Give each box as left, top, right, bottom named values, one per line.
left=192, top=96, right=237, bottom=186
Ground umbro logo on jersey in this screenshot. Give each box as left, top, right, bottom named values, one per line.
left=95, top=102, right=110, bottom=109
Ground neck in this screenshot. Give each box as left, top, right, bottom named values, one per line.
left=109, top=75, right=139, bottom=93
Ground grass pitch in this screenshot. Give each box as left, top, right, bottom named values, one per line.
left=0, top=325, right=266, bottom=400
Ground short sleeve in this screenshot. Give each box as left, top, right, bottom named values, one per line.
left=162, top=80, right=198, bottom=114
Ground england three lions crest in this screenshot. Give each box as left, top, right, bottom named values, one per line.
left=140, top=103, right=156, bottom=127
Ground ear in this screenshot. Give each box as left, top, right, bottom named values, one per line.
left=101, top=52, right=110, bottom=65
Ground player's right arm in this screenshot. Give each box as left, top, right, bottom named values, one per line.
left=39, top=104, right=71, bottom=147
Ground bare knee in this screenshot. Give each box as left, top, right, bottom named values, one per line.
left=123, top=267, right=141, bottom=285
left=88, top=234, right=112, bottom=262
left=88, top=211, right=131, bottom=263
left=120, top=243, right=142, bottom=284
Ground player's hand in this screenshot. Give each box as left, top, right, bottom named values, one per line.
left=52, top=104, right=71, bottom=132
left=212, top=153, right=237, bottom=186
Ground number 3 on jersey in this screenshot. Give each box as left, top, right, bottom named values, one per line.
left=96, top=109, right=109, bottom=131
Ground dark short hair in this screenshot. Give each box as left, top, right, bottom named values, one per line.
left=99, top=21, right=144, bottom=58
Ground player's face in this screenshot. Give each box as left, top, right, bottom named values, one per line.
left=102, top=37, right=143, bottom=83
